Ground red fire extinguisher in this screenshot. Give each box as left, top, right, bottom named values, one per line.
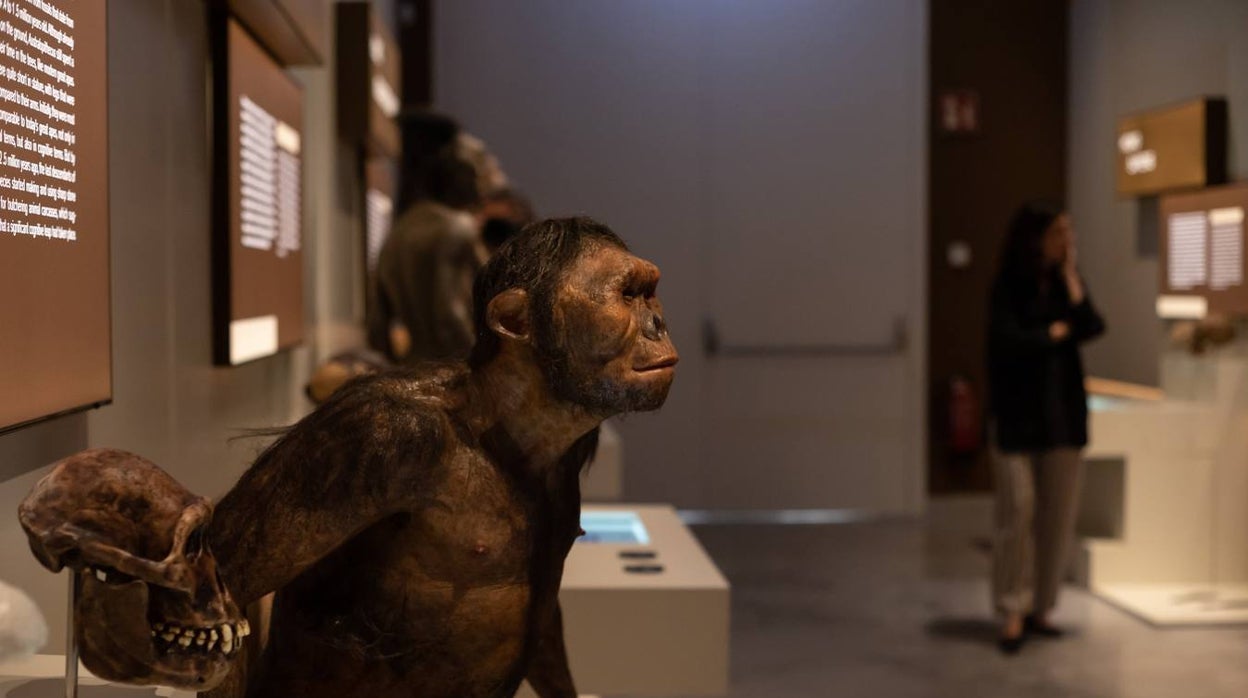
left=948, top=374, right=982, bottom=456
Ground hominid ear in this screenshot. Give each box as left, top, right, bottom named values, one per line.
left=486, top=288, right=532, bottom=343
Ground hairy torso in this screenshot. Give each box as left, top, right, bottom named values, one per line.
left=213, top=370, right=582, bottom=698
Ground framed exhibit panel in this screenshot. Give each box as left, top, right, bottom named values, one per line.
left=211, top=17, right=305, bottom=366
left=1157, top=182, right=1248, bottom=319
left=1116, top=97, right=1227, bottom=197
left=225, top=0, right=326, bottom=67
left=336, top=0, right=400, bottom=159
left=364, top=157, right=394, bottom=278
left=0, top=0, right=111, bottom=433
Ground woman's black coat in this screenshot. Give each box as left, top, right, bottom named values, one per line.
left=987, top=270, right=1106, bottom=452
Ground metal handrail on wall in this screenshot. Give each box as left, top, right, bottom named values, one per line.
left=702, top=316, right=908, bottom=358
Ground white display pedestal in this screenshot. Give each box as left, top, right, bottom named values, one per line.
left=1082, top=353, right=1248, bottom=626
left=518, top=504, right=731, bottom=697
left=0, top=654, right=195, bottom=697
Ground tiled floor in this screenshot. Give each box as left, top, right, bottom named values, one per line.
left=662, top=504, right=1248, bottom=698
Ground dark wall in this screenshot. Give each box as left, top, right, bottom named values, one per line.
left=928, top=0, right=1068, bottom=493
left=396, top=0, right=432, bottom=107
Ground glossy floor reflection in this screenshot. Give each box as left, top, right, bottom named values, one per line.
left=663, top=499, right=1248, bottom=698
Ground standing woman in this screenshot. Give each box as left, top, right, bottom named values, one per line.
left=987, top=201, right=1105, bottom=654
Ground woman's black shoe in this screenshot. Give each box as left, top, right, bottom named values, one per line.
left=1024, top=615, right=1064, bottom=638
left=998, top=633, right=1026, bottom=655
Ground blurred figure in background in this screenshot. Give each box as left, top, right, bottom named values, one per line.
left=481, top=188, right=536, bottom=253
left=456, top=132, right=509, bottom=205
left=986, top=201, right=1105, bottom=655
left=328, top=115, right=529, bottom=404
left=369, top=118, right=508, bottom=364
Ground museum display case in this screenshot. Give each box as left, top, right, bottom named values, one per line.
left=1080, top=346, right=1248, bottom=625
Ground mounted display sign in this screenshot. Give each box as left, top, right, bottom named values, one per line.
left=1116, top=97, right=1227, bottom=197
left=364, top=158, right=394, bottom=278
left=0, top=0, right=111, bottom=433
left=225, top=0, right=326, bottom=66
left=211, top=17, right=305, bottom=365
left=337, top=1, right=400, bottom=158
left=1157, top=182, right=1248, bottom=319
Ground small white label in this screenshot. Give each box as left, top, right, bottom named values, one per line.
left=1118, top=129, right=1143, bottom=154
left=372, top=75, right=401, bottom=119
left=946, top=241, right=972, bottom=269
left=1156, top=295, right=1208, bottom=320
left=230, top=315, right=279, bottom=365
left=1125, top=149, right=1157, bottom=175
left=369, top=34, right=386, bottom=66
left=275, top=121, right=301, bottom=155
left=1209, top=206, right=1244, bottom=227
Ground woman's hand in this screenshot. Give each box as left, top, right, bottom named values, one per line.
left=1064, top=240, right=1086, bottom=304
left=1050, top=321, right=1071, bottom=342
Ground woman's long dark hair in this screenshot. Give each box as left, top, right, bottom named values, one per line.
left=995, top=200, right=1064, bottom=288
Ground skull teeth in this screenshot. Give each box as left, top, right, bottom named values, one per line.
left=149, top=621, right=245, bottom=654
left=150, top=622, right=244, bottom=656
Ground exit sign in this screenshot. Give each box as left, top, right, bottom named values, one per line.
left=938, top=89, right=979, bottom=135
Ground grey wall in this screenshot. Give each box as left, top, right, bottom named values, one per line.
left=0, top=1, right=364, bottom=651
left=1069, top=0, right=1248, bottom=385
left=435, top=1, right=928, bottom=511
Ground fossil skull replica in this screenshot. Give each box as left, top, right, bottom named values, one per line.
left=18, top=448, right=247, bottom=690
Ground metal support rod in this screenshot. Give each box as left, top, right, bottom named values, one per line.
left=65, top=572, right=78, bottom=698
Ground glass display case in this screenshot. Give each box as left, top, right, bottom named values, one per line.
left=578, top=510, right=651, bottom=545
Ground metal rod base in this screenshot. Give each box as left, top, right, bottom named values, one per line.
left=65, top=573, right=78, bottom=698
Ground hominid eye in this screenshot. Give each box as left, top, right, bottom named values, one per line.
left=184, top=527, right=206, bottom=559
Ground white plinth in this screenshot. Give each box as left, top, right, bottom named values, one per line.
left=1094, top=583, right=1248, bottom=626
left=0, top=654, right=196, bottom=697
left=518, top=504, right=731, bottom=697
left=1082, top=360, right=1248, bottom=626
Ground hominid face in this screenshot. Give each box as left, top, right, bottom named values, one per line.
left=537, top=244, right=679, bottom=415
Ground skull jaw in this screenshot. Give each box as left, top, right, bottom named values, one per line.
left=75, top=575, right=237, bottom=691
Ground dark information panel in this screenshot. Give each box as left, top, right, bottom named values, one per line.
left=364, top=157, right=393, bottom=278
left=0, top=0, right=110, bottom=432
left=213, top=17, right=304, bottom=365
left=337, top=1, right=399, bottom=158
left=226, top=0, right=326, bottom=66
left=1117, top=97, right=1227, bottom=197
left=1159, top=182, right=1248, bottom=317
